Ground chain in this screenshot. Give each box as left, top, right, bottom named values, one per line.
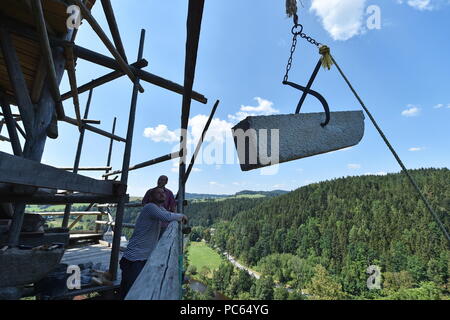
left=283, top=14, right=322, bottom=82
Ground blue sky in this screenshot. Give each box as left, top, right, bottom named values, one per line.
left=3, top=0, right=449, bottom=196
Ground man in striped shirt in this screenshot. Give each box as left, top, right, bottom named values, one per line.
left=119, top=187, right=188, bottom=299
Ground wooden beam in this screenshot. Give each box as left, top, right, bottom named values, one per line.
left=64, top=45, right=82, bottom=129
left=95, top=220, right=135, bottom=229
left=60, top=59, right=148, bottom=101
left=31, top=0, right=65, bottom=119
left=125, top=221, right=181, bottom=300
left=67, top=0, right=145, bottom=93
left=100, top=0, right=128, bottom=62
left=59, top=167, right=112, bottom=171
left=63, top=116, right=126, bottom=142
left=103, top=152, right=180, bottom=178
left=30, top=57, right=47, bottom=104
left=68, top=214, right=83, bottom=230
left=0, top=151, right=124, bottom=195
left=35, top=212, right=107, bottom=216
left=14, top=120, right=27, bottom=140
left=0, top=193, right=128, bottom=205
left=0, top=27, right=35, bottom=138
left=72, top=45, right=207, bottom=104
left=178, top=0, right=206, bottom=213
left=0, top=92, right=23, bottom=156
left=104, top=117, right=117, bottom=179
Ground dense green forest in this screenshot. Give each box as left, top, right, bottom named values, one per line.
left=189, top=168, right=450, bottom=300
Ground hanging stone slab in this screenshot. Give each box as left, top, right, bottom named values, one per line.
left=232, top=111, right=365, bottom=171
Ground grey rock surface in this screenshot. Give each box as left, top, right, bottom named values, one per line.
left=232, top=111, right=365, bottom=171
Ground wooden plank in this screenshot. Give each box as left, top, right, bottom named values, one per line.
left=0, top=151, right=123, bottom=195
left=125, top=221, right=180, bottom=300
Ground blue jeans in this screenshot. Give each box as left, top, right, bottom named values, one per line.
left=119, top=257, right=147, bottom=300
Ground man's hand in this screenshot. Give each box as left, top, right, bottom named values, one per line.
left=181, top=215, right=188, bottom=225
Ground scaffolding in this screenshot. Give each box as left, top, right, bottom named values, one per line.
left=0, top=0, right=212, bottom=299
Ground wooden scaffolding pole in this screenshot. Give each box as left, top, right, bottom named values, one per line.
left=104, top=117, right=117, bottom=179
left=109, top=29, right=146, bottom=280
left=100, top=0, right=128, bottom=62
left=62, top=88, right=94, bottom=228
left=67, top=0, right=144, bottom=93
left=61, top=60, right=148, bottom=101
left=0, top=91, right=23, bottom=156
left=177, top=0, right=206, bottom=214
left=31, top=0, right=65, bottom=120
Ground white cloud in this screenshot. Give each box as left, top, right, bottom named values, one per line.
left=348, top=163, right=362, bottom=169
left=407, top=0, right=433, bottom=10
left=433, top=104, right=444, bottom=109
left=310, top=0, right=366, bottom=41
left=397, top=0, right=449, bottom=11
left=228, top=97, right=279, bottom=122
left=189, top=114, right=233, bottom=144
left=143, top=124, right=178, bottom=143
left=409, top=147, right=423, bottom=152
left=401, top=105, right=421, bottom=117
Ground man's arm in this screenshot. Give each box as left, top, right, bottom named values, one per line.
left=144, top=204, right=186, bottom=223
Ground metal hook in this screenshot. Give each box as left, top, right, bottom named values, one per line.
left=283, top=58, right=331, bottom=127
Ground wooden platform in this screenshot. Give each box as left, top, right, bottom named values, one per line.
left=0, top=0, right=96, bottom=103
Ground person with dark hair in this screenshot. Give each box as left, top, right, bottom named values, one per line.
left=119, top=187, right=188, bottom=299
left=142, top=175, right=176, bottom=237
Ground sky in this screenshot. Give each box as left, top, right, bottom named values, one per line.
left=2, top=0, right=450, bottom=196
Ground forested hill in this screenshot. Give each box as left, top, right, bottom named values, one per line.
left=207, top=168, right=449, bottom=298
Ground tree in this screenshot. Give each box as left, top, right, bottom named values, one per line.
left=273, top=287, right=289, bottom=300
left=306, top=265, right=346, bottom=300
left=253, top=276, right=274, bottom=300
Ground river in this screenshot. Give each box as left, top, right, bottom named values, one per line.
left=188, top=278, right=230, bottom=300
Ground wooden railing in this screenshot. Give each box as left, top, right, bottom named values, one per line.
left=125, top=221, right=181, bottom=300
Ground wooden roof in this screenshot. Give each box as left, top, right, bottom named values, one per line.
left=0, top=0, right=96, bottom=103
